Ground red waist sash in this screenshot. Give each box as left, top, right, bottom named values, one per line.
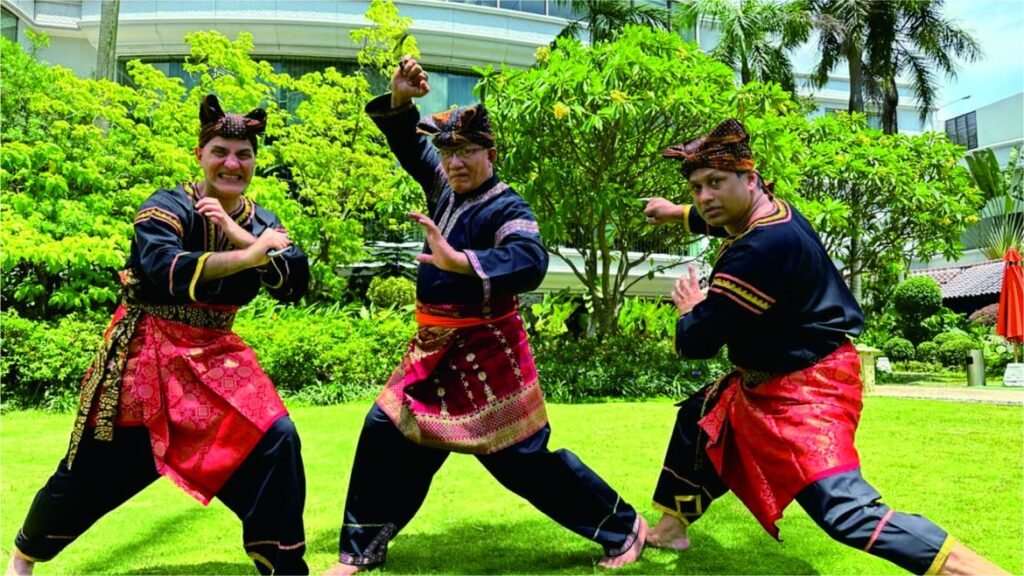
left=79, top=304, right=286, bottom=504
left=376, top=301, right=547, bottom=454
left=700, top=341, right=863, bottom=538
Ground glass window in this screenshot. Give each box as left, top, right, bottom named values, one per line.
left=498, top=0, right=546, bottom=15
left=945, top=111, right=977, bottom=149
left=547, top=0, right=578, bottom=19
left=2, top=8, right=18, bottom=42
left=447, top=0, right=499, bottom=7
left=117, top=56, right=480, bottom=114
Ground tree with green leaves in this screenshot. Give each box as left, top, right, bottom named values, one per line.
left=553, top=0, right=672, bottom=44
left=674, top=0, right=811, bottom=93
left=1, top=0, right=425, bottom=317
left=478, top=26, right=803, bottom=337
left=795, top=112, right=983, bottom=306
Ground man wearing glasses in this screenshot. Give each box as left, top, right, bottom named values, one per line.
left=324, top=57, right=646, bottom=574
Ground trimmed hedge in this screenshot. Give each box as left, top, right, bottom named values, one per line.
left=1, top=299, right=718, bottom=410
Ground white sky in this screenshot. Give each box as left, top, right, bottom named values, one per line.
left=936, top=0, right=1024, bottom=121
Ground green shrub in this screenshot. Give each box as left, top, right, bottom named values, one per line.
left=983, top=336, right=1016, bottom=376
left=933, top=330, right=971, bottom=347
left=883, top=337, right=915, bottom=362
left=530, top=333, right=724, bottom=402
left=938, top=336, right=976, bottom=367
left=916, top=341, right=941, bottom=364
left=892, top=277, right=943, bottom=320
left=1, top=311, right=104, bottom=410
left=366, top=276, right=416, bottom=309
left=234, top=299, right=415, bottom=403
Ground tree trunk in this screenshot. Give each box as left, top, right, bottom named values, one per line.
left=846, top=42, right=864, bottom=113
left=95, top=0, right=121, bottom=81
left=881, top=76, right=899, bottom=134
left=849, top=227, right=862, bottom=303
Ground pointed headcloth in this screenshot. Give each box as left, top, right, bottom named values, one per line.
left=663, top=118, right=755, bottom=177
left=198, top=94, right=267, bottom=153
left=416, top=103, right=495, bottom=149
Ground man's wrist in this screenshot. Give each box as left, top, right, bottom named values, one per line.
left=390, top=92, right=413, bottom=109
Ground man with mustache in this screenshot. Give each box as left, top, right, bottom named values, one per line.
left=324, top=57, right=646, bottom=574
left=641, top=118, right=1005, bottom=574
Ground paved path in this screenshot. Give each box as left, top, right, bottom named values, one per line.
left=870, top=385, right=1024, bottom=406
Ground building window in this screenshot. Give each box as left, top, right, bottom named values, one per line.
left=945, top=111, right=978, bottom=150
left=117, top=56, right=480, bottom=114
left=2, top=7, right=18, bottom=42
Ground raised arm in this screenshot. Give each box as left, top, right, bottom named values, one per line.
left=365, top=57, right=446, bottom=211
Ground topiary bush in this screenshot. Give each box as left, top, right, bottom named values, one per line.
left=892, top=276, right=944, bottom=320
left=938, top=335, right=976, bottom=367
left=366, top=275, right=416, bottom=309
left=916, top=341, right=941, bottom=364
left=883, top=337, right=915, bottom=362
left=891, top=277, right=944, bottom=344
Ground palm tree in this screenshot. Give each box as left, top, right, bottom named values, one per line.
left=810, top=0, right=980, bottom=134
left=554, top=0, right=673, bottom=44
left=808, top=0, right=872, bottom=114
left=864, top=0, right=981, bottom=134
left=674, top=0, right=812, bottom=93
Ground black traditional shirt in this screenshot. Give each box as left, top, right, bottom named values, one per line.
left=366, top=95, right=547, bottom=309
left=676, top=199, right=863, bottom=373
left=128, top=183, right=309, bottom=306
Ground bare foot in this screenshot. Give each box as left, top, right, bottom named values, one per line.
left=322, top=562, right=363, bottom=575
left=646, top=513, right=690, bottom=551
left=598, top=515, right=648, bottom=569
left=939, top=542, right=1010, bottom=575
left=6, top=552, right=34, bottom=576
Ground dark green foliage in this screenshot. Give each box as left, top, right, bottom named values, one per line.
left=892, top=276, right=943, bottom=321
left=890, top=276, right=945, bottom=344
left=882, top=337, right=914, bottom=362
left=233, top=299, right=414, bottom=402
left=915, top=341, right=940, bottom=364
left=937, top=335, right=976, bottom=367
left=530, top=334, right=725, bottom=402
left=1, top=311, right=103, bottom=411
left=366, top=276, right=416, bottom=309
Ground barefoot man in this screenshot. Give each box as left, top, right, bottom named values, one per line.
left=642, top=118, right=1007, bottom=575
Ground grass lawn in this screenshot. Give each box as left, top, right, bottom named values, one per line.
left=2, top=399, right=1021, bottom=575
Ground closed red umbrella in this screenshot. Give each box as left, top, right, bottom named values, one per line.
left=997, top=247, right=1024, bottom=361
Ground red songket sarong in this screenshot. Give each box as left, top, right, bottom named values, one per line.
left=79, top=304, right=287, bottom=505
left=700, top=341, right=863, bottom=538
left=376, top=300, right=548, bottom=454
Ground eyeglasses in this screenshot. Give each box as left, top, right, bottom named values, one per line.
left=439, top=147, right=486, bottom=160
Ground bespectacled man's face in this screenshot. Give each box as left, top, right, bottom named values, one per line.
left=440, top=145, right=497, bottom=194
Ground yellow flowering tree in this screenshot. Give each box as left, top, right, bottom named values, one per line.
left=478, top=25, right=803, bottom=337
left=797, top=112, right=982, bottom=309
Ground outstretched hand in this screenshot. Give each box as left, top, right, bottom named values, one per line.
left=392, top=56, right=431, bottom=108
left=643, top=197, right=685, bottom=226
left=408, top=212, right=472, bottom=275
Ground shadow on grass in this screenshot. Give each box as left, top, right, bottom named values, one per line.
left=72, top=509, right=253, bottom=575
left=307, top=518, right=818, bottom=575
left=130, top=561, right=255, bottom=575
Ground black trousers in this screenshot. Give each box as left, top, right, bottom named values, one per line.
left=338, top=404, right=640, bottom=567
left=15, top=417, right=308, bottom=575
left=653, top=390, right=951, bottom=575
